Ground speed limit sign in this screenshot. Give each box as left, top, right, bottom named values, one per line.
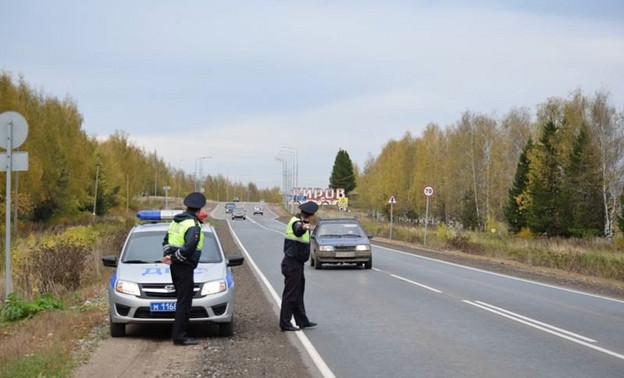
left=423, top=186, right=434, bottom=197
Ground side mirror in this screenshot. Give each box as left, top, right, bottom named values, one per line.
left=368, top=235, right=374, bottom=240
left=227, top=255, right=245, bottom=267
left=102, top=255, right=118, bottom=267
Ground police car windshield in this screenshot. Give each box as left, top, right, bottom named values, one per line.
left=122, top=231, right=223, bottom=263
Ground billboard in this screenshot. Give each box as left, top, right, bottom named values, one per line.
left=290, top=187, right=345, bottom=206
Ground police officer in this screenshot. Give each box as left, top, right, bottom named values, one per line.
left=161, top=192, right=206, bottom=345
left=279, top=201, right=319, bottom=331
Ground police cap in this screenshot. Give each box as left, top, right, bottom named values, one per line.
left=183, top=192, right=206, bottom=209
left=299, top=201, right=319, bottom=215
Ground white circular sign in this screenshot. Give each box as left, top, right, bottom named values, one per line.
left=424, top=186, right=434, bottom=197
left=0, top=111, right=29, bottom=149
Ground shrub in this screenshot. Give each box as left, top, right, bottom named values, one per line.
left=446, top=233, right=482, bottom=254
left=0, top=293, right=62, bottom=322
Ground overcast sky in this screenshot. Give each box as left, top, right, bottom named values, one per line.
left=2, top=0, right=623, bottom=189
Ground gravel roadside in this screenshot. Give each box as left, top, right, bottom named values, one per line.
left=177, top=217, right=317, bottom=378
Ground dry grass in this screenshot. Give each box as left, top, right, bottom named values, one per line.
left=0, top=281, right=108, bottom=377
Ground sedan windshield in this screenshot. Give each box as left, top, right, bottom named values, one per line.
left=317, top=223, right=364, bottom=238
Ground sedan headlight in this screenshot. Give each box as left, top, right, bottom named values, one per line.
left=116, top=280, right=141, bottom=296
left=319, top=245, right=335, bottom=252
left=201, top=280, right=227, bottom=296
left=355, top=244, right=371, bottom=251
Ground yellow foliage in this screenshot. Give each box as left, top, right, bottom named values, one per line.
left=436, top=224, right=449, bottom=241
left=517, top=227, right=533, bottom=239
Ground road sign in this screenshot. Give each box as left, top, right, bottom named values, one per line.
left=388, top=195, right=396, bottom=204
left=0, top=111, right=28, bottom=149
left=0, top=152, right=28, bottom=171
left=424, top=186, right=434, bottom=197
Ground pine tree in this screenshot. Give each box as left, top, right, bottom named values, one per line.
left=527, top=120, right=569, bottom=236
left=504, top=138, right=533, bottom=233
left=329, top=149, right=356, bottom=195
left=566, top=124, right=604, bottom=237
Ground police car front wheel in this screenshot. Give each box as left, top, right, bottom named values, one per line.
left=110, top=318, right=126, bottom=337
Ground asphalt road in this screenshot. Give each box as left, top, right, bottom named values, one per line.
left=215, top=203, right=624, bottom=378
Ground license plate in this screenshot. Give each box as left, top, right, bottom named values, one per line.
left=335, top=252, right=355, bottom=258
left=150, top=302, right=176, bottom=312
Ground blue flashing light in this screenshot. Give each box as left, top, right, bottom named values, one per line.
left=137, top=210, right=162, bottom=220
left=136, top=210, right=183, bottom=221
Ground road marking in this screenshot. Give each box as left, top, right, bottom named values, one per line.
left=227, top=222, right=336, bottom=378
left=389, top=273, right=443, bottom=293
left=464, top=300, right=624, bottom=361
left=474, top=301, right=596, bottom=343
left=375, top=245, right=624, bottom=304
left=372, top=267, right=443, bottom=293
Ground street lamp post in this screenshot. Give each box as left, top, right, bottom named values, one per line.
left=194, top=156, right=211, bottom=192
left=275, top=156, right=288, bottom=209
left=278, top=150, right=295, bottom=213
left=93, top=164, right=101, bottom=216
left=177, top=159, right=184, bottom=199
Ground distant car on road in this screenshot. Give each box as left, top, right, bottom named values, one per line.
left=232, top=197, right=240, bottom=202
left=310, top=217, right=372, bottom=269
left=253, top=205, right=264, bottom=216
left=232, top=207, right=247, bottom=220
left=225, top=202, right=235, bottom=213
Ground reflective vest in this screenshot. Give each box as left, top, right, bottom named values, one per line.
left=284, top=216, right=310, bottom=244
left=283, top=216, right=310, bottom=263
left=167, top=218, right=204, bottom=251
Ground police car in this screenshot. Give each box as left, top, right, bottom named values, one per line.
left=102, top=210, right=244, bottom=337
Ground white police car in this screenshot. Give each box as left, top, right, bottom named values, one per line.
left=102, top=210, right=244, bottom=337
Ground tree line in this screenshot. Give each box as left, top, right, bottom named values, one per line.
left=355, top=90, right=624, bottom=240
left=0, top=73, right=280, bottom=223
left=3, top=71, right=623, bottom=240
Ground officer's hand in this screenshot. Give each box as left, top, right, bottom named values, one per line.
left=161, top=255, right=172, bottom=265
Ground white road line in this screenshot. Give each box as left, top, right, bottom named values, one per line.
left=372, top=268, right=443, bottom=293
left=463, top=300, right=624, bottom=361
left=375, top=245, right=624, bottom=304
left=475, top=301, right=596, bottom=343
left=389, top=273, right=443, bottom=293
left=227, top=222, right=336, bottom=378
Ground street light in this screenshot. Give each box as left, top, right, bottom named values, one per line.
left=278, top=150, right=295, bottom=213
left=194, top=156, right=211, bottom=192
left=275, top=156, right=288, bottom=209
left=177, top=159, right=184, bottom=199
left=281, top=146, right=298, bottom=189
left=93, top=163, right=101, bottom=216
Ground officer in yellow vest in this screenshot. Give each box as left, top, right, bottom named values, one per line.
left=279, top=201, right=319, bottom=331
left=161, top=192, right=206, bottom=345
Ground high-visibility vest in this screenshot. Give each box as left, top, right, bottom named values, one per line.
left=284, top=216, right=309, bottom=244
left=167, top=218, right=204, bottom=250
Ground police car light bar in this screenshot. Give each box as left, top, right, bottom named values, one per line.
left=136, top=210, right=183, bottom=221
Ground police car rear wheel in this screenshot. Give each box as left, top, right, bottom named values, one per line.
left=110, top=318, right=126, bottom=337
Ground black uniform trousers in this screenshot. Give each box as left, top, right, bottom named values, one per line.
left=171, top=263, right=195, bottom=342
left=279, top=256, right=310, bottom=329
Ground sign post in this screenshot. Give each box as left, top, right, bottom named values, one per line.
left=388, top=195, right=396, bottom=239
left=163, top=185, right=171, bottom=209
left=423, top=186, right=434, bottom=246
left=0, top=111, right=29, bottom=298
